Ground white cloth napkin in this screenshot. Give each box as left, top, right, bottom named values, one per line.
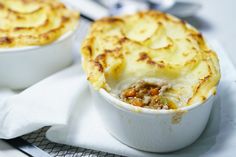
left=0, top=63, right=87, bottom=139
left=62, top=0, right=109, bottom=20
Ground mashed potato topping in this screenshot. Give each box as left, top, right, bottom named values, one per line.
left=0, top=0, right=79, bottom=48
left=81, top=11, right=220, bottom=107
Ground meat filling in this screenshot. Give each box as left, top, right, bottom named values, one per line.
left=119, top=80, right=176, bottom=110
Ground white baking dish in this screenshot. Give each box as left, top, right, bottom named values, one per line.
left=0, top=30, right=77, bottom=89
left=91, top=88, right=216, bottom=152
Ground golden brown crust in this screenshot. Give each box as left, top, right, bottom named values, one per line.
left=81, top=10, right=221, bottom=106
left=0, top=0, right=79, bottom=48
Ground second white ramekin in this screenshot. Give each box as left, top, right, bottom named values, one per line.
left=0, top=30, right=77, bottom=89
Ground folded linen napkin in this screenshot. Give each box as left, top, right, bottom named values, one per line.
left=0, top=63, right=87, bottom=139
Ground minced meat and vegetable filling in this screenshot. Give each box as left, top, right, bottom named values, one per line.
left=119, top=80, right=177, bottom=110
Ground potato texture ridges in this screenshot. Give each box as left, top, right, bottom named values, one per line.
left=0, top=0, right=79, bottom=47
left=81, top=11, right=220, bottom=107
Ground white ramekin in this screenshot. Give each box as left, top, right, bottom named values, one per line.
left=91, top=88, right=216, bottom=152
left=0, top=30, right=77, bottom=89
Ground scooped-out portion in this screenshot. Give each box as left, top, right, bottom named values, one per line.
left=117, top=79, right=177, bottom=110
left=81, top=11, right=221, bottom=109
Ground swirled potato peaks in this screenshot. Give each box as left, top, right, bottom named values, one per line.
left=81, top=11, right=221, bottom=108
left=0, top=0, right=79, bottom=48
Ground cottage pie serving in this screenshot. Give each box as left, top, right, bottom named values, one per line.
left=0, top=0, right=79, bottom=48
left=81, top=11, right=220, bottom=109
